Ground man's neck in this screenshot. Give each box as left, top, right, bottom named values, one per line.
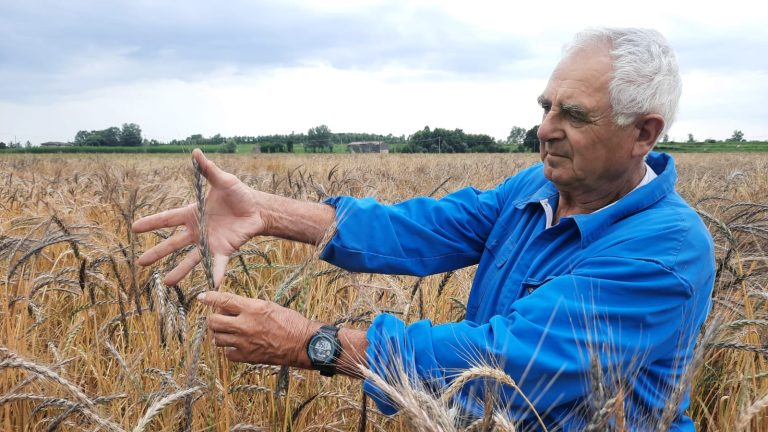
left=554, top=163, right=647, bottom=224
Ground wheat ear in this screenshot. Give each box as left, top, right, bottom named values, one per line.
left=132, top=386, right=203, bottom=432
left=441, top=365, right=547, bottom=432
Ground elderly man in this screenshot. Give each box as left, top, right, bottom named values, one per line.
left=133, top=28, right=713, bottom=430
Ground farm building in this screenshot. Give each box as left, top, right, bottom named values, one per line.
left=347, top=141, right=389, bottom=153
left=40, top=141, right=74, bottom=147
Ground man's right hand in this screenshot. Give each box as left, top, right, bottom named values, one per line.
left=132, top=148, right=337, bottom=289
left=132, top=149, right=266, bottom=288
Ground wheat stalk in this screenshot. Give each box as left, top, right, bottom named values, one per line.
left=441, top=365, right=547, bottom=432
left=180, top=317, right=207, bottom=432
left=736, top=389, right=768, bottom=431
left=360, top=366, right=457, bottom=432
left=230, top=424, right=267, bottom=432
left=193, top=158, right=215, bottom=292
left=132, top=386, right=203, bottom=432
left=0, top=348, right=94, bottom=408
left=0, top=393, right=123, bottom=432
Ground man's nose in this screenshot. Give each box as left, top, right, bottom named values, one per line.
left=537, top=111, right=564, bottom=144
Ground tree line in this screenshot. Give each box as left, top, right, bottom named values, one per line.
left=0, top=123, right=543, bottom=153
left=74, top=123, right=144, bottom=147
left=64, top=123, right=543, bottom=153
left=1, top=123, right=757, bottom=153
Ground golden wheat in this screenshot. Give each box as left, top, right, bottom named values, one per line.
left=0, top=152, right=766, bottom=431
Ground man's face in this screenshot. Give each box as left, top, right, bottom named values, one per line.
left=537, top=44, right=639, bottom=192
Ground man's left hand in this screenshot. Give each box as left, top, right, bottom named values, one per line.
left=197, top=291, right=320, bottom=368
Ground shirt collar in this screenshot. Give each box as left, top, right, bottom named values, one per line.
left=512, top=152, right=678, bottom=247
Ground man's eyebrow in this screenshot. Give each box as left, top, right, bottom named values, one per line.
left=537, top=96, right=594, bottom=123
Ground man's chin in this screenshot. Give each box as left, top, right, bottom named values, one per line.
left=543, top=159, right=572, bottom=184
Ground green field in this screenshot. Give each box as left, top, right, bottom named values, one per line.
left=0, top=143, right=353, bottom=154
left=3, top=141, right=767, bottom=154
left=655, top=141, right=768, bottom=152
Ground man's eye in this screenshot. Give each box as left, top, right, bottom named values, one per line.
left=541, top=104, right=551, bottom=114
left=565, top=111, right=580, bottom=121
left=565, top=110, right=589, bottom=124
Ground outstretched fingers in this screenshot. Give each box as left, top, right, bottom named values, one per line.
left=132, top=205, right=193, bottom=234
left=137, top=230, right=195, bottom=267
left=163, top=249, right=202, bottom=286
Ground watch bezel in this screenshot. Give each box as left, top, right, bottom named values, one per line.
left=307, top=325, right=341, bottom=377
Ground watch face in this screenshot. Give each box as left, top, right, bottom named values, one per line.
left=311, top=336, right=334, bottom=361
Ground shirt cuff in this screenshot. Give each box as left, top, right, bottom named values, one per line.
left=319, top=195, right=355, bottom=263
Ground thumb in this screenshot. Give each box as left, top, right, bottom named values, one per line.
left=192, top=148, right=229, bottom=188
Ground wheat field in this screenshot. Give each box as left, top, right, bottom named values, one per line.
left=1, top=152, right=767, bottom=431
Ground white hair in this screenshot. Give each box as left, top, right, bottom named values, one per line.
left=565, top=27, right=682, bottom=137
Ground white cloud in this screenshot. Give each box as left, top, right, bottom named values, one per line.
left=1, top=0, right=767, bottom=144
left=0, top=64, right=546, bottom=143
left=672, top=70, right=768, bottom=141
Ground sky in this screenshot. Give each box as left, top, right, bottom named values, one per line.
left=1, top=0, right=767, bottom=145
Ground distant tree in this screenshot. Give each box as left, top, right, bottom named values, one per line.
left=523, top=125, right=540, bottom=152
left=727, top=130, right=745, bottom=142
left=220, top=139, right=237, bottom=153
left=662, top=133, right=669, bottom=143
left=507, top=126, right=527, bottom=145
left=104, top=127, right=121, bottom=146
left=74, top=127, right=121, bottom=146
left=0, top=142, right=6, bottom=149
left=403, top=126, right=504, bottom=153
left=75, top=130, right=89, bottom=146
left=464, top=133, right=503, bottom=152
left=120, top=123, right=143, bottom=147
left=187, top=134, right=204, bottom=145
left=307, top=124, right=332, bottom=152
left=687, top=133, right=695, bottom=143
left=25, top=140, right=32, bottom=149
left=211, top=133, right=225, bottom=145
left=286, top=139, right=294, bottom=153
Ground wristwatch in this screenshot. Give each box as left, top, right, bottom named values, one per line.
left=307, top=325, right=341, bottom=377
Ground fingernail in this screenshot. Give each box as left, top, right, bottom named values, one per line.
left=197, top=292, right=206, bottom=302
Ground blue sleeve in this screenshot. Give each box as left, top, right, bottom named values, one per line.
left=320, top=180, right=513, bottom=276
left=363, top=255, right=710, bottom=419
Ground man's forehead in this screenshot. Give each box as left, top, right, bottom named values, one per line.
left=540, top=49, right=612, bottom=108
left=540, top=79, right=603, bottom=109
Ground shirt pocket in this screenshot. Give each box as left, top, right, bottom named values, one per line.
left=521, top=276, right=556, bottom=295
left=484, top=231, right=515, bottom=268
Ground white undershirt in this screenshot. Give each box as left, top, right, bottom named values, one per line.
left=540, top=163, right=657, bottom=229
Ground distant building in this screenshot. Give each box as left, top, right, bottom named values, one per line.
left=347, top=141, right=388, bottom=153
left=40, top=141, right=74, bottom=147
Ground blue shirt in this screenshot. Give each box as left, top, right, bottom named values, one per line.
left=320, top=152, right=714, bottom=430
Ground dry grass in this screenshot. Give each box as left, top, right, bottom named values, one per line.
left=0, top=152, right=766, bottom=431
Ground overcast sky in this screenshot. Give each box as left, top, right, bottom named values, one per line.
left=1, top=0, right=766, bottom=144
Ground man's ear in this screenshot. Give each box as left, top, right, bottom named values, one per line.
left=633, top=114, right=665, bottom=157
